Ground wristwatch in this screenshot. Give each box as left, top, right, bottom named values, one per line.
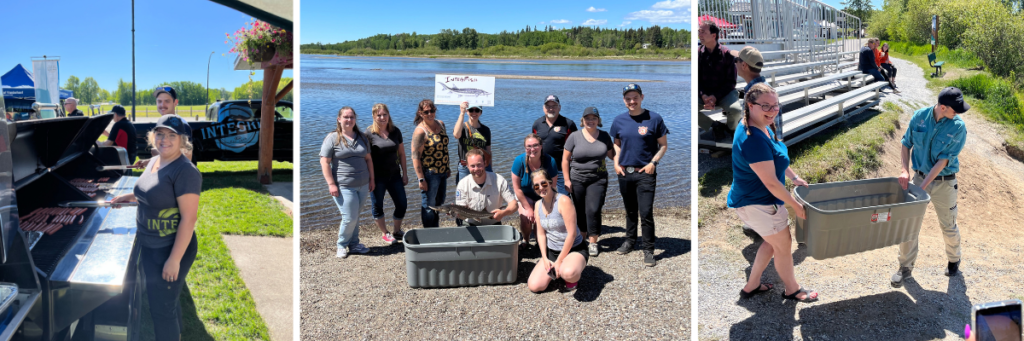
left=418, top=178, right=425, bottom=183
left=652, top=161, right=659, bottom=166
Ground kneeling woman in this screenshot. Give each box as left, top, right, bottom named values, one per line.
left=112, top=115, right=201, bottom=340
left=526, top=169, right=589, bottom=292
left=728, top=83, right=817, bottom=302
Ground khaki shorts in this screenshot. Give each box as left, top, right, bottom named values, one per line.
left=735, top=204, right=789, bottom=237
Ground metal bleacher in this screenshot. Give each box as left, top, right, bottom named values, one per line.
left=698, top=0, right=888, bottom=150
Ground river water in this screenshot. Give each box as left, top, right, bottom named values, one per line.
left=300, top=55, right=689, bottom=230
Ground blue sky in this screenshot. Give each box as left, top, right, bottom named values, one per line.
left=0, top=0, right=291, bottom=93
left=301, top=0, right=690, bottom=44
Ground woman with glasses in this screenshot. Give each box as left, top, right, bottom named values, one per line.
left=511, top=133, right=558, bottom=251
left=453, top=101, right=492, bottom=225
left=727, top=83, right=817, bottom=302
left=110, top=115, right=200, bottom=340
left=320, top=106, right=375, bottom=258
left=526, top=169, right=588, bottom=293
left=365, top=103, right=408, bottom=244
left=411, top=99, right=449, bottom=227
left=562, top=107, right=615, bottom=256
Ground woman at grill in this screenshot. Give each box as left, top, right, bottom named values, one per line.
left=411, top=99, right=450, bottom=228
left=111, top=115, right=201, bottom=340
left=727, top=83, right=817, bottom=302
left=321, top=106, right=375, bottom=258
left=365, top=103, right=408, bottom=244
left=526, top=169, right=588, bottom=293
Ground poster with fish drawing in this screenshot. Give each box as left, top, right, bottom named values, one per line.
left=434, top=74, right=495, bottom=107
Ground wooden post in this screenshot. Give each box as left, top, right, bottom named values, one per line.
left=258, top=64, right=284, bottom=184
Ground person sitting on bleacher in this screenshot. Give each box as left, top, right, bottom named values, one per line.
left=697, top=20, right=742, bottom=140
left=878, top=42, right=897, bottom=84
left=859, top=38, right=899, bottom=93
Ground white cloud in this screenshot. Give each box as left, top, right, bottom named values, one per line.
left=620, top=21, right=632, bottom=27
left=625, top=8, right=689, bottom=24
left=652, top=0, right=687, bottom=10
left=550, top=19, right=571, bottom=24
left=538, top=21, right=546, bottom=24
left=587, top=6, right=607, bottom=12
left=582, top=19, right=608, bottom=26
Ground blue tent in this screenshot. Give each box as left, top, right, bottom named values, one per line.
left=1, top=64, right=73, bottom=102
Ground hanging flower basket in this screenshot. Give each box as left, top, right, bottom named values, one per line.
left=227, top=19, right=293, bottom=66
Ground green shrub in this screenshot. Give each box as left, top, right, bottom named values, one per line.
left=950, top=74, right=1024, bottom=129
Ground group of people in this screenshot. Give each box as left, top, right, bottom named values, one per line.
left=320, top=83, right=669, bottom=292
left=698, top=19, right=970, bottom=303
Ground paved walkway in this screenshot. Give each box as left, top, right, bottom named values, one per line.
left=223, top=235, right=294, bottom=341
left=264, top=182, right=293, bottom=217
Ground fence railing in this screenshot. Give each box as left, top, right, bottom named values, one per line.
left=699, top=0, right=862, bottom=58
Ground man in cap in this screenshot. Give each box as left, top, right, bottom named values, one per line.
left=64, top=98, right=84, bottom=117
left=611, top=83, right=669, bottom=267
left=735, top=46, right=783, bottom=138
left=532, top=94, right=577, bottom=195
left=137, top=86, right=193, bottom=166
left=454, top=149, right=518, bottom=226
left=98, top=105, right=138, bottom=166
left=697, top=20, right=742, bottom=141
left=891, top=87, right=969, bottom=288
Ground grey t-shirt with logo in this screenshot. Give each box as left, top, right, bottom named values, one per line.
left=319, top=132, right=370, bottom=188
left=135, top=155, right=202, bottom=248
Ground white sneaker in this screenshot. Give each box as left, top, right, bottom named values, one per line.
left=349, top=243, right=370, bottom=254
left=336, top=248, right=348, bottom=258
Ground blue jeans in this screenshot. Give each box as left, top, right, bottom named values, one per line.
left=370, top=174, right=407, bottom=220
left=141, top=232, right=198, bottom=341
left=334, top=184, right=369, bottom=249
left=420, top=170, right=449, bottom=227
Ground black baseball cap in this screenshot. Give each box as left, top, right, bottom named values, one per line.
left=544, top=95, right=560, bottom=104
left=623, top=83, right=643, bottom=96
left=154, top=86, right=178, bottom=100
left=582, top=106, right=602, bottom=127
left=108, top=105, right=126, bottom=116
left=155, top=115, right=190, bottom=136
left=938, top=87, right=970, bottom=113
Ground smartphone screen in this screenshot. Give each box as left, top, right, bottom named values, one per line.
left=975, top=301, right=1022, bottom=341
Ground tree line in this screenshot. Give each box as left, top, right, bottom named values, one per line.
left=64, top=76, right=292, bottom=106
left=302, top=25, right=689, bottom=53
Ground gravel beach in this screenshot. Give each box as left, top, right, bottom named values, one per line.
left=301, top=208, right=690, bottom=340
left=698, top=57, right=1024, bottom=340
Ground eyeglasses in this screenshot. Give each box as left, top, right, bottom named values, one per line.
left=532, top=180, right=550, bottom=191
left=525, top=143, right=541, bottom=149
left=752, top=102, right=780, bottom=112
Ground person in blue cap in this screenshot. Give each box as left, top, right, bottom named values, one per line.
left=610, top=83, right=669, bottom=267
left=111, top=114, right=201, bottom=341
left=891, top=87, right=970, bottom=287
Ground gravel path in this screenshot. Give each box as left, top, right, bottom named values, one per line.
left=301, top=208, right=690, bottom=340
left=698, top=57, right=1024, bottom=340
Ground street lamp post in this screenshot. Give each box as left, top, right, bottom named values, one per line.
left=206, top=51, right=214, bottom=116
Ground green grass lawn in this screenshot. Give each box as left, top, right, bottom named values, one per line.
left=139, top=160, right=293, bottom=340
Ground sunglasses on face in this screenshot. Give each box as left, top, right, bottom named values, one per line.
left=468, top=109, right=482, bottom=113
left=422, top=109, right=435, bottom=114
left=532, top=180, right=550, bottom=191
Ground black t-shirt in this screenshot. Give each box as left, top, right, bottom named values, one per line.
left=532, top=115, right=577, bottom=170
left=457, top=123, right=491, bottom=162
left=67, top=109, right=84, bottom=117
left=109, top=118, right=138, bottom=162
left=365, top=126, right=404, bottom=180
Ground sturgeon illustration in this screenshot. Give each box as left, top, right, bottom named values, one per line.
left=437, top=82, right=491, bottom=97
left=429, top=204, right=496, bottom=220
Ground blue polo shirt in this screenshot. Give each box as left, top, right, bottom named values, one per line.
left=609, top=110, right=669, bottom=167
left=900, top=106, right=967, bottom=176
left=727, top=123, right=788, bottom=208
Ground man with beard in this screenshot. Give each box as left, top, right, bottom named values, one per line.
left=532, top=95, right=577, bottom=195
left=454, top=149, right=518, bottom=226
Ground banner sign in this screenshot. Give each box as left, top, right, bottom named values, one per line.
left=32, top=59, right=60, bottom=118
left=434, top=74, right=495, bottom=107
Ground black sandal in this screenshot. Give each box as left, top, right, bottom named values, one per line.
left=739, top=283, right=773, bottom=299
left=781, top=288, right=819, bottom=302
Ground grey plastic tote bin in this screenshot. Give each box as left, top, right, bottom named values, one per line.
left=404, top=225, right=521, bottom=288
left=793, top=177, right=931, bottom=260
